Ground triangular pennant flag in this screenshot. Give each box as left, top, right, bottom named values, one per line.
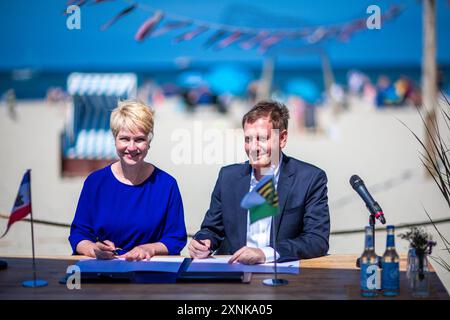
left=101, top=4, right=137, bottom=31
left=174, top=26, right=208, bottom=43
left=240, top=31, right=269, bottom=50
left=151, top=20, right=192, bottom=38
left=135, top=10, right=164, bottom=41
left=258, top=34, right=283, bottom=53
left=203, top=30, right=228, bottom=48
left=1, top=170, right=32, bottom=238
left=215, top=31, right=242, bottom=49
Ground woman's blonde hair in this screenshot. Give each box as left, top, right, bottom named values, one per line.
left=110, top=100, right=154, bottom=139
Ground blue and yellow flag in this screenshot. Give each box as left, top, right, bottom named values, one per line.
left=241, top=175, right=279, bottom=224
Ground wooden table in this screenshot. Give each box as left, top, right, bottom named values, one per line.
left=0, top=254, right=448, bottom=300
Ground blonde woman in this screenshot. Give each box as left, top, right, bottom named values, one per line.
left=69, top=101, right=187, bottom=261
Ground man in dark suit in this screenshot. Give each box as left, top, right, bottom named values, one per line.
left=188, top=100, right=330, bottom=264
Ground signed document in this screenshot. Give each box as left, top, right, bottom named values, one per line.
left=187, top=256, right=299, bottom=274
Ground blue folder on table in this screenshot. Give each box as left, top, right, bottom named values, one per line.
left=73, top=258, right=184, bottom=284
left=62, top=257, right=299, bottom=284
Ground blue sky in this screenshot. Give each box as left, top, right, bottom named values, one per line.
left=0, top=0, right=449, bottom=70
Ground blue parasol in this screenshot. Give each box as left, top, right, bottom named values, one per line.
left=206, top=65, right=252, bottom=96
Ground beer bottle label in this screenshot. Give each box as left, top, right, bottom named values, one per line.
left=381, top=262, right=400, bottom=290
left=361, top=263, right=380, bottom=291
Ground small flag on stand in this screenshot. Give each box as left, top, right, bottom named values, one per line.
left=241, top=174, right=288, bottom=286
left=0, top=170, right=47, bottom=288
left=1, top=170, right=32, bottom=238
left=241, top=175, right=279, bottom=224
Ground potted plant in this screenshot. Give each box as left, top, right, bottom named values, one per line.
left=399, top=94, right=450, bottom=273
left=399, top=227, right=436, bottom=280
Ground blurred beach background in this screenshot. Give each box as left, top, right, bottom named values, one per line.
left=0, top=0, right=449, bottom=292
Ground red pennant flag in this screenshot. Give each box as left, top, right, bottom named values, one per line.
left=203, top=30, right=228, bottom=48
left=240, top=31, right=269, bottom=50
left=174, top=26, right=208, bottom=43
left=258, top=34, right=283, bottom=54
left=135, top=11, right=164, bottom=41
left=101, top=4, right=137, bottom=31
left=215, top=31, right=242, bottom=49
left=1, top=170, right=32, bottom=238
left=151, top=20, right=192, bottom=38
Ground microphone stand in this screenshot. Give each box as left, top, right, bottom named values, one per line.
left=356, top=209, right=382, bottom=268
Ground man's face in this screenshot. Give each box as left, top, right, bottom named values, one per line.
left=243, top=116, right=287, bottom=171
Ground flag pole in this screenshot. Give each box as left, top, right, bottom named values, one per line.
left=22, top=169, right=47, bottom=288
left=273, top=218, right=278, bottom=282
left=262, top=216, right=288, bottom=286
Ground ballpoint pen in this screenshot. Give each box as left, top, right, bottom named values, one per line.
left=193, top=237, right=214, bottom=256
left=96, top=237, right=122, bottom=255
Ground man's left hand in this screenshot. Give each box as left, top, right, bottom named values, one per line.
left=228, top=246, right=266, bottom=265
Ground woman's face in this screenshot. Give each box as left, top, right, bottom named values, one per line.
left=115, top=127, right=150, bottom=166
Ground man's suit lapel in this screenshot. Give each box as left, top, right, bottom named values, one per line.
left=272, top=155, right=295, bottom=243
left=234, top=163, right=251, bottom=248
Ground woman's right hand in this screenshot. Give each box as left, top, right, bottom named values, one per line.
left=76, top=239, right=117, bottom=260
left=93, top=240, right=117, bottom=260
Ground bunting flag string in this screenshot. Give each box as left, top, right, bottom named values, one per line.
left=71, top=0, right=405, bottom=54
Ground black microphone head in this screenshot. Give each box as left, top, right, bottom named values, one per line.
left=350, top=175, right=364, bottom=190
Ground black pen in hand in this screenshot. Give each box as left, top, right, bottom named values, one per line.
left=96, top=237, right=122, bottom=255
left=193, top=237, right=214, bottom=256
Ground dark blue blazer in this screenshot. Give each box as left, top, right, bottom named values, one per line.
left=194, top=154, right=330, bottom=262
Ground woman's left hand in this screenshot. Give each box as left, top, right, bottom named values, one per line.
left=119, top=245, right=156, bottom=261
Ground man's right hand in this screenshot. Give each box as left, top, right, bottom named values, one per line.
left=188, top=238, right=212, bottom=259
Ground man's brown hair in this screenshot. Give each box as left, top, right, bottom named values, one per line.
left=242, top=100, right=290, bottom=131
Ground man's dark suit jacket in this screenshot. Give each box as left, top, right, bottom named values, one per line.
left=194, top=154, right=330, bottom=262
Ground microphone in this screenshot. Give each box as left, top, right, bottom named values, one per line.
left=350, top=175, right=386, bottom=224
